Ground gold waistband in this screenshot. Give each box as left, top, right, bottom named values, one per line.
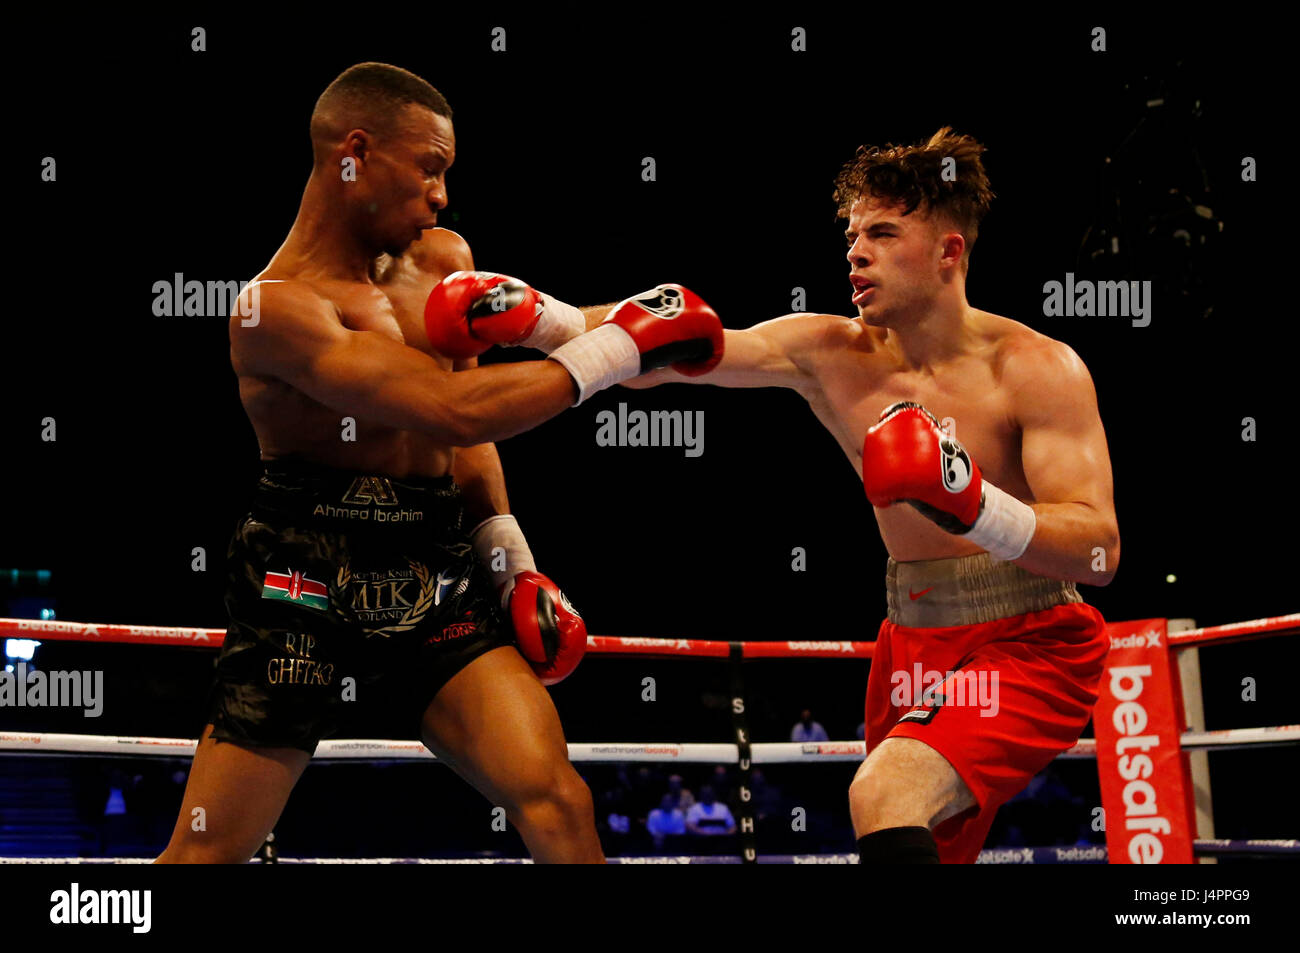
left=886, top=552, right=1080, bottom=627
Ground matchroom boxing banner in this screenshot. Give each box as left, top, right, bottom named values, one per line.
left=1093, top=618, right=1196, bottom=864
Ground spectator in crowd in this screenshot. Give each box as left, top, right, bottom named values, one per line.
left=748, top=769, right=784, bottom=825
left=600, top=788, right=632, bottom=853
left=666, top=773, right=695, bottom=814
left=856, top=721, right=866, bottom=740
left=1002, top=769, right=1084, bottom=847
left=686, top=785, right=736, bottom=837
left=790, top=708, right=829, bottom=742
left=646, top=793, right=687, bottom=851
left=629, top=765, right=661, bottom=816
left=709, top=765, right=734, bottom=806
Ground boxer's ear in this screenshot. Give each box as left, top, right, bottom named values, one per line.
left=343, top=128, right=373, bottom=165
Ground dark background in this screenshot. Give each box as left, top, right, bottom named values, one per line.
left=3, top=12, right=1294, bottom=857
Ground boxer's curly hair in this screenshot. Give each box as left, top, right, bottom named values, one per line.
left=833, top=127, right=994, bottom=264
left=310, top=63, right=451, bottom=165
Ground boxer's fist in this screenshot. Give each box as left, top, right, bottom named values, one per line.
left=507, top=571, right=586, bottom=686
left=423, top=270, right=541, bottom=359
left=548, top=283, right=724, bottom=403
left=862, top=402, right=983, bottom=534
left=604, top=284, right=724, bottom=376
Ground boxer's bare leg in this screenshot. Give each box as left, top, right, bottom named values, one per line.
left=848, top=736, right=977, bottom=835
left=156, top=723, right=311, bottom=863
left=420, top=645, right=603, bottom=863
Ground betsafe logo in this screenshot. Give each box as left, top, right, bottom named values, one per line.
left=1110, top=628, right=1162, bottom=650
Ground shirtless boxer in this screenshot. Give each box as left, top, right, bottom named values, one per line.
left=559, top=128, right=1117, bottom=863
left=155, top=62, right=722, bottom=864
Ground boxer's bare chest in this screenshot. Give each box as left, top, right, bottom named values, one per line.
left=317, top=260, right=443, bottom=356
left=366, top=253, right=448, bottom=354
left=800, top=319, right=1033, bottom=560
left=239, top=258, right=455, bottom=475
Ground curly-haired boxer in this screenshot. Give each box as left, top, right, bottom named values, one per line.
left=615, top=128, right=1117, bottom=863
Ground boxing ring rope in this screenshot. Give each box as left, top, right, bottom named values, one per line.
left=6, top=610, right=1296, bottom=651
left=1166, top=613, right=1300, bottom=647
left=4, top=841, right=1297, bottom=864
left=5, top=728, right=1300, bottom=761
left=0, top=618, right=878, bottom=657
left=2, top=612, right=1297, bottom=863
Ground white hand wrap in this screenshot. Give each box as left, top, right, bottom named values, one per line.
left=964, top=482, right=1037, bottom=562
left=548, top=324, right=641, bottom=405
left=469, top=514, right=536, bottom=604
left=515, top=291, right=586, bottom=353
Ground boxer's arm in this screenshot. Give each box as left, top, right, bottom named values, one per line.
left=1007, top=339, right=1120, bottom=585
left=421, top=227, right=614, bottom=349
left=449, top=356, right=512, bottom=524
left=623, top=313, right=830, bottom=391
left=423, top=245, right=534, bottom=498
left=232, top=281, right=576, bottom=446
left=452, top=442, right=512, bottom=525
left=528, top=301, right=617, bottom=342
left=579, top=304, right=615, bottom=332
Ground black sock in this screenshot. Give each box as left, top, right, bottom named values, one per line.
left=857, top=826, right=941, bottom=864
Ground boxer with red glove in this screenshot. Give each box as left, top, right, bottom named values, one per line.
left=507, top=572, right=586, bottom=687
left=547, top=284, right=725, bottom=403
left=469, top=514, right=586, bottom=685
left=862, top=402, right=1036, bottom=561
left=426, top=278, right=724, bottom=403
left=423, top=270, right=588, bottom=359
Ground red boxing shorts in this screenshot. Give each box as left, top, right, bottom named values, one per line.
left=865, top=601, right=1109, bottom=863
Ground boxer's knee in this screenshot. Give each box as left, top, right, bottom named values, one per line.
left=849, top=763, right=928, bottom=834
left=506, top=765, right=594, bottom=837
left=849, top=738, right=971, bottom=835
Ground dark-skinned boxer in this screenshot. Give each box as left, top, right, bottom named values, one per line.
left=156, top=61, right=722, bottom=865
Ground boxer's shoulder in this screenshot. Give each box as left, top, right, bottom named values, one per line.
left=742, top=313, right=867, bottom=387
left=402, top=227, right=473, bottom=277
left=228, top=278, right=369, bottom=379
left=980, top=311, right=1092, bottom=395
left=790, top=311, right=861, bottom=334
left=754, top=311, right=863, bottom=356
left=234, top=277, right=340, bottom=329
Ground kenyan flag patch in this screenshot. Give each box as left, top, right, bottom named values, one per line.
left=262, top=569, right=330, bottom=611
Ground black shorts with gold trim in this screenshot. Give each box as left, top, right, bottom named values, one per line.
left=207, top=457, right=512, bottom=754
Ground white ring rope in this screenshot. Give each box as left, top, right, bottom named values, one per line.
left=3, top=727, right=1297, bottom=762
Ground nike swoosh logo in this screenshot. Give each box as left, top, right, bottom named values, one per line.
left=908, top=587, right=934, bottom=601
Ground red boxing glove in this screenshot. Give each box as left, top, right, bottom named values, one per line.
left=423, top=270, right=542, bottom=359
left=548, top=283, right=725, bottom=404
left=604, top=284, right=724, bottom=376
left=862, top=402, right=983, bottom=534
left=507, top=571, right=587, bottom=686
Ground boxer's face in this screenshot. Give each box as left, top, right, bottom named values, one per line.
left=845, top=197, right=957, bottom=328
left=358, top=105, right=455, bottom=257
